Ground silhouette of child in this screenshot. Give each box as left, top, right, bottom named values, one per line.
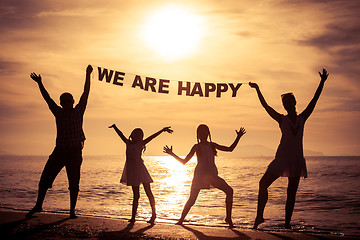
left=249, top=69, right=329, bottom=229
left=163, top=124, right=246, bottom=228
left=109, top=124, right=173, bottom=223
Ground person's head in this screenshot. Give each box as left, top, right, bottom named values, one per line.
left=196, top=124, right=217, bottom=156
left=281, top=92, right=296, bottom=113
left=197, top=124, right=211, bottom=142
left=129, top=128, right=144, bottom=143
left=60, top=92, right=74, bottom=110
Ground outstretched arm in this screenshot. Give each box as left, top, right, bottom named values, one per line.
left=78, top=65, right=92, bottom=106
left=300, top=69, right=328, bottom=122
left=163, top=145, right=197, bottom=165
left=109, top=124, right=128, bottom=144
left=214, top=127, right=246, bottom=152
left=30, top=72, right=58, bottom=110
left=144, top=126, right=173, bottom=144
left=249, top=82, right=282, bottom=123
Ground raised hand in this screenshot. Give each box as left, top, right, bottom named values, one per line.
left=163, top=145, right=173, bottom=155
left=318, top=69, right=328, bottom=82
left=162, top=126, right=173, bottom=134
left=249, top=82, right=259, bottom=89
left=30, top=72, right=42, bottom=83
left=86, top=65, right=93, bottom=74
left=236, top=127, right=246, bottom=137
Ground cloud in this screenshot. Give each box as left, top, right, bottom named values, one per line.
left=295, top=1, right=360, bottom=97
left=294, top=0, right=360, bottom=51
left=37, top=8, right=110, bottom=17
left=300, top=24, right=360, bottom=49
left=330, top=47, right=360, bottom=91
left=0, top=103, right=28, bottom=121
left=0, top=59, right=23, bottom=74
left=317, top=97, right=360, bottom=113
left=0, top=0, right=46, bottom=31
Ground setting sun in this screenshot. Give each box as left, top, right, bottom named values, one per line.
left=143, top=5, right=205, bottom=60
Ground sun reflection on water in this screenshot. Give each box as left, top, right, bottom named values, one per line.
left=146, top=156, right=196, bottom=223
left=157, top=156, right=188, bottom=186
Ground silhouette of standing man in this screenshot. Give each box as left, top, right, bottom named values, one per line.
left=26, top=65, right=92, bottom=219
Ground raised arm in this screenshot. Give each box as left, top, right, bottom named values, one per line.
left=78, top=65, right=92, bottom=106
left=300, top=69, right=328, bottom=122
left=144, top=126, right=173, bottom=144
left=109, top=124, right=128, bottom=144
left=214, top=127, right=246, bottom=152
left=249, top=82, right=282, bottom=123
left=163, top=145, right=197, bottom=165
left=30, top=72, right=58, bottom=110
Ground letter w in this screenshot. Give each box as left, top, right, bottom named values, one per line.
left=98, top=67, right=113, bottom=83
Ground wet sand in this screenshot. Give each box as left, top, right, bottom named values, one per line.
left=0, top=210, right=357, bottom=240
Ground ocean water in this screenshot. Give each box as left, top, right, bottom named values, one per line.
left=0, top=155, right=359, bottom=237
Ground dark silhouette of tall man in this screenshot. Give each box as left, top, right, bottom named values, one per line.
left=26, top=65, right=92, bottom=218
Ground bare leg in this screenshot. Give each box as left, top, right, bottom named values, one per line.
left=285, top=177, right=300, bottom=229
left=130, top=186, right=140, bottom=222
left=66, top=160, right=81, bottom=219
left=253, top=172, right=279, bottom=229
left=176, top=187, right=201, bottom=225
left=26, top=153, right=63, bottom=218
left=26, top=186, right=47, bottom=218
left=69, top=189, right=79, bottom=218
left=211, top=177, right=234, bottom=228
left=143, top=183, right=156, bottom=224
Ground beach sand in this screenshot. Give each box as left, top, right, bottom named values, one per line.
left=0, top=210, right=357, bottom=240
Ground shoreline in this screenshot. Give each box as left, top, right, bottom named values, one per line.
left=1, top=210, right=358, bottom=240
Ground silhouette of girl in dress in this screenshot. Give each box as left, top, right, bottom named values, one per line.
left=109, top=124, right=173, bottom=223
left=249, top=69, right=329, bottom=229
left=164, top=124, right=246, bottom=228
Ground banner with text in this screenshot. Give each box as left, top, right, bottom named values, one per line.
left=95, top=66, right=243, bottom=98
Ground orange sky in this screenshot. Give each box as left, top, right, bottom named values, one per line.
left=1, top=0, right=359, bottom=156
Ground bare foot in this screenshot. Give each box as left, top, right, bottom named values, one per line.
left=26, top=206, right=42, bottom=218
left=128, top=218, right=136, bottom=223
left=225, top=217, right=234, bottom=228
left=253, top=217, right=264, bottom=229
left=147, top=214, right=156, bottom=224
left=285, top=223, right=291, bottom=229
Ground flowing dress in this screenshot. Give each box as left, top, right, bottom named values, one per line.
left=192, top=142, right=220, bottom=189
left=267, top=115, right=308, bottom=178
left=120, top=141, right=153, bottom=186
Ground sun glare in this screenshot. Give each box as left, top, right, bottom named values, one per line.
left=143, top=5, right=205, bottom=60
left=159, top=155, right=184, bottom=172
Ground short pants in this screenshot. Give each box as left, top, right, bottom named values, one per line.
left=39, top=145, right=83, bottom=191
